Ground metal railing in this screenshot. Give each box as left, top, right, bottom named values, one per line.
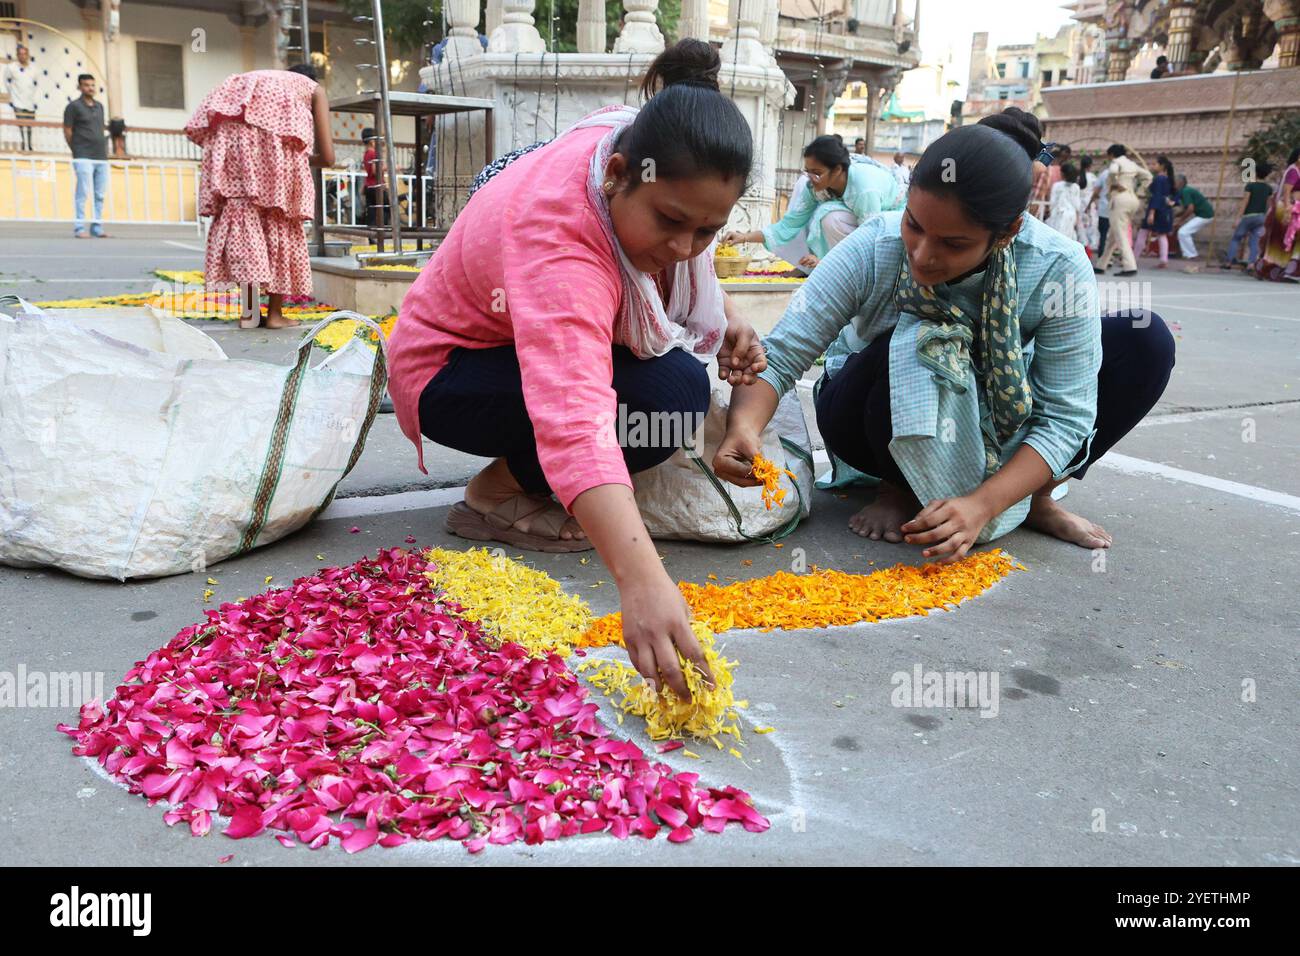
left=0, top=154, right=203, bottom=232
left=0, top=118, right=201, bottom=161
left=320, top=167, right=472, bottom=232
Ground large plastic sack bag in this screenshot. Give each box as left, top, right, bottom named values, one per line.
left=633, top=361, right=813, bottom=543
left=0, top=300, right=386, bottom=580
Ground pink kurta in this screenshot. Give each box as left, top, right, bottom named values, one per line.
left=186, top=70, right=317, bottom=297
left=388, top=125, right=632, bottom=510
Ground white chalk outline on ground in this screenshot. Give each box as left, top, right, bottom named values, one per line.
left=1138, top=402, right=1300, bottom=427
left=163, top=240, right=207, bottom=252
left=1156, top=302, right=1300, bottom=323
left=1094, top=452, right=1300, bottom=514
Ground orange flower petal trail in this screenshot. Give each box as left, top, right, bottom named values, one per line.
left=750, top=453, right=797, bottom=510
left=579, top=549, right=1023, bottom=647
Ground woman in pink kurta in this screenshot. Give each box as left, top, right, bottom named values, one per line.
left=388, top=40, right=765, bottom=699
left=186, top=65, right=335, bottom=328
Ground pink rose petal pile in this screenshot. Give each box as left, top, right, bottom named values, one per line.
left=59, top=547, right=769, bottom=853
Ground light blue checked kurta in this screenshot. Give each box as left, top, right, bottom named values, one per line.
left=757, top=210, right=1102, bottom=541
left=762, top=159, right=906, bottom=260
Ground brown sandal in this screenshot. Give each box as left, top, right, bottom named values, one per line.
left=445, top=497, right=594, bottom=553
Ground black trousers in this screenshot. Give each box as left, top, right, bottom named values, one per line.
left=417, top=344, right=710, bottom=496
left=814, top=311, right=1176, bottom=491
left=1098, top=215, right=1110, bottom=252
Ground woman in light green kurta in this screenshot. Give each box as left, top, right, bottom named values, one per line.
left=723, top=135, right=905, bottom=270
left=715, top=109, right=1176, bottom=562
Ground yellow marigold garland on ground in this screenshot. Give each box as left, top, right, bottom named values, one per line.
left=423, top=546, right=593, bottom=658
left=577, top=622, right=745, bottom=745
left=580, top=550, right=1022, bottom=646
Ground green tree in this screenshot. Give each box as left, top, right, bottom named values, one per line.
left=1242, top=110, right=1300, bottom=169
left=342, top=0, right=682, bottom=57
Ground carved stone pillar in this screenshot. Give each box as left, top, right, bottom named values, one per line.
left=679, top=0, right=712, bottom=41
left=1264, top=0, right=1300, bottom=67
left=577, top=0, right=607, bottom=53
left=486, top=0, right=505, bottom=37
left=1166, top=1, right=1199, bottom=71
left=1105, top=34, right=1132, bottom=81
left=489, top=0, right=547, bottom=53
left=614, top=0, right=665, bottom=54
left=761, top=0, right=780, bottom=46
left=721, top=0, right=775, bottom=67
left=445, top=0, right=484, bottom=62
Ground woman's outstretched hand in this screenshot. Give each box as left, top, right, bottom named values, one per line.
left=713, top=427, right=763, bottom=488
left=717, top=319, right=767, bottom=386
left=901, top=495, right=992, bottom=563
left=620, top=571, right=714, bottom=700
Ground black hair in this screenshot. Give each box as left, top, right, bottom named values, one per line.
left=623, top=39, right=752, bottom=193
left=1106, top=143, right=1127, bottom=158
left=1155, top=154, right=1175, bottom=180
left=1077, top=154, right=1092, bottom=187
left=77, top=73, right=94, bottom=84
left=908, top=107, right=1040, bottom=240
left=1289, top=147, right=1300, bottom=166
left=287, top=63, right=317, bottom=80
left=1256, top=160, right=1274, bottom=178
left=1157, top=55, right=1169, bottom=65
left=362, top=127, right=376, bottom=142
left=1059, top=161, right=1078, bottom=182
left=855, top=137, right=865, bottom=145
left=803, top=134, right=851, bottom=172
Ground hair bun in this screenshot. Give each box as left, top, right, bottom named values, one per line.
left=977, top=107, right=1043, bottom=162
left=641, top=39, right=721, bottom=98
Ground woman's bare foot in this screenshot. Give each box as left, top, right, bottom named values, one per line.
left=848, top=482, right=918, bottom=542
left=1025, top=492, right=1112, bottom=549
left=464, top=459, right=586, bottom=541
left=263, top=313, right=301, bottom=329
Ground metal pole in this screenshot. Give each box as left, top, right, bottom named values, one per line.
left=371, top=0, right=402, bottom=250
left=299, top=0, right=311, bottom=60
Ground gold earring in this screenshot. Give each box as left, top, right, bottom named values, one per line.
left=603, top=180, right=615, bottom=192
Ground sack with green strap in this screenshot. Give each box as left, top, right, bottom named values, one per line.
left=0, top=301, right=387, bottom=580
left=632, top=366, right=814, bottom=543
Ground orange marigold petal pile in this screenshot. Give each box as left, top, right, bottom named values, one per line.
left=750, top=453, right=796, bottom=510
left=579, top=549, right=1023, bottom=646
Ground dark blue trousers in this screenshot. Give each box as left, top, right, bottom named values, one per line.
left=814, top=311, right=1176, bottom=489
left=417, top=344, right=710, bottom=495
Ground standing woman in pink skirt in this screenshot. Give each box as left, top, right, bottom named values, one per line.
left=186, top=65, right=335, bottom=329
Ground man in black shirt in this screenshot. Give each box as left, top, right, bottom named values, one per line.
left=1149, top=56, right=1169, bottom=79
left=62, top=73, right=109, bottom=238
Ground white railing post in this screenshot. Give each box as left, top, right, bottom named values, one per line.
left=577, top=0, right=607, bottom=52
left=489, top=0, right=547, bottom=52
left=613, top=0, right=665, bottom=54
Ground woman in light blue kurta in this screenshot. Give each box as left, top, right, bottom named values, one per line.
left=714, top=108, right=1176, bottom=561
left=723, top=135, right=905, bottom=270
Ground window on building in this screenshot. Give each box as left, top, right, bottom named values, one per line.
left=998, top=89, right=1009, bottom=100
left=1020, top=61, right=1030, bottom=78
left=0, top=3, right=18, bottom=20
left=996, top=62, right=1006, bottom=78
left=1042, top=69, right=1053, bottom=86
left=137, top=41, right=184, bottom=110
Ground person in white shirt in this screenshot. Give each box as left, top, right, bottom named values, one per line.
left=892, top=151, right=911, bottom=190
left=3, top=44, right=38, bottom=151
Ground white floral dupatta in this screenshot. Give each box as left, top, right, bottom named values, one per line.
left=561, top=105, right=728, bottom=360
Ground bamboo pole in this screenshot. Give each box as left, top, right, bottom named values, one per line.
left=1204, top=68, right=1242, bottom=265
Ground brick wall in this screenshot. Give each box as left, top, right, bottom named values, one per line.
left=1041, top=67, right=1300, bottom=221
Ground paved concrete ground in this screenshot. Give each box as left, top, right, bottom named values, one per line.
left=1, top=230, right=1297, bottom=866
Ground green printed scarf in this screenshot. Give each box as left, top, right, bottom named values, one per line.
left=894, top=243, right=1033, bottom=476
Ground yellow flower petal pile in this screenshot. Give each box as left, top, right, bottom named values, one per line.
left=715, top=243, right=741, bottom=257
left=579, top=550, right=1022, bottom=644
left=718, top=275, right=805, bottom=284
left=423, top=546, right=593, bottom=659
left=577, top=622, right=745, bottom=745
